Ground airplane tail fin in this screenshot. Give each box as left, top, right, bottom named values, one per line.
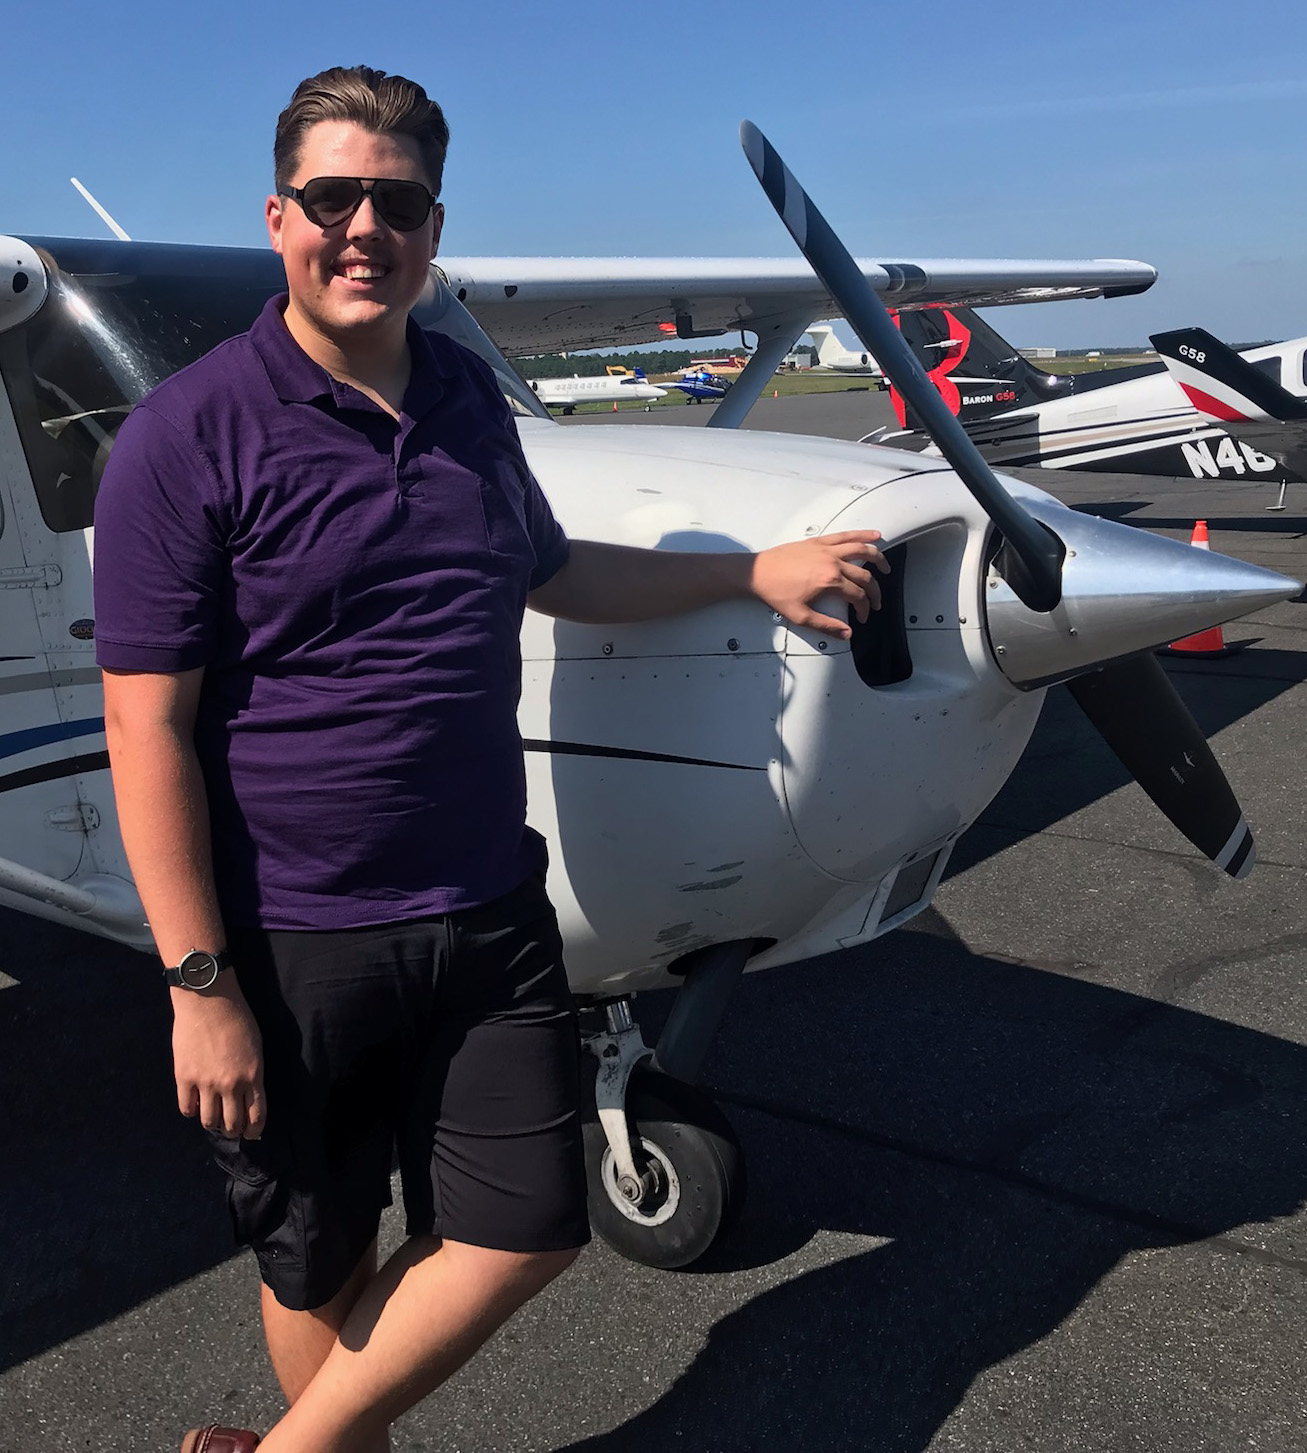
left=633, top=367, right=648, bottom=380
left=886, top=306, right=1077, bottom=430
left=1150, top=327, right=1307, bottom=424
left=806, top=325, right=842, bottom=367
left=1152, top=326, right=1307, bottom=493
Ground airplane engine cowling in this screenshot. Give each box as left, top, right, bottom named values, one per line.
left=515, top=423, right=1045, bottom=994
left=778, top=471, right=1043, bottom=885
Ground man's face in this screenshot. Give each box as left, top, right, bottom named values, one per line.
left=266, top=119, right=444, bottom=350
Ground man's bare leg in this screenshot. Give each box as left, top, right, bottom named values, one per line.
left=255, top=1235, right=579, bottom=1453
left=262, top=1240, right=379, bottom=1402
left=260, top=1240, right=389, bottom=1453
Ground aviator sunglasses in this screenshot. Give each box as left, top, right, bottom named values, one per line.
left=279, top=176, right=437, bottom=232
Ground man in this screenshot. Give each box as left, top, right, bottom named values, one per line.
left=93, top=67, right=886, bottom=1453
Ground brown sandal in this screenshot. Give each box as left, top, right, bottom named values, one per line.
left=180, top=1429, right=261, bottom=1453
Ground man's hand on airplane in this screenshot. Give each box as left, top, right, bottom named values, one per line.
left=528, top=530, right=888, bottom=637
left=750, top=530, right=889, bottom=638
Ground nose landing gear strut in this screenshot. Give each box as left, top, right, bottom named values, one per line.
left=581, top=941, right=753, bottom=1269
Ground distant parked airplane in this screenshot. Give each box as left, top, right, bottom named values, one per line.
left=867, top=305, right=1303, bottom=490
left=1153, top=325, right=1307, bottom=509
left=529, top=368, right=665, bottom=414
left=806, top=324, right=885, bottom=382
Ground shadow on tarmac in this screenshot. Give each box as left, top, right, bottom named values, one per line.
left=559, top=918, right=1307, bottom=1453
left=0, top=924, right=235, bottom=1374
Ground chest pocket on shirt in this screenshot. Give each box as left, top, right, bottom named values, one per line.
left=471, top=436, right=536, bottom=572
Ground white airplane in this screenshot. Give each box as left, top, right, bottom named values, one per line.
left=528, top=368, right=665, bottom=414
left=1, top=127, right=1296, bottom=1272
left=867, top=304, right=1307, bottom=490
left=805, top=322, right=885, bottom=381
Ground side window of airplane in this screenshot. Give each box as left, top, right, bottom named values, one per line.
left=1253, top=355, right=1281, bottom=382
left=0, top=311, right=131, bottom=534
left=0, top=244, right=274, bottom=534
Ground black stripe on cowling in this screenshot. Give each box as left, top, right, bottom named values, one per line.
left=0, top=749, right=111, bottom=795
left=1225, top=827, right=1255, bottom=878
left=523, top=739, right=763, bottom=772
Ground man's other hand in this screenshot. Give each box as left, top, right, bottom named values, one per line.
left=171, top=982, right=267, bottom=1140
left=751, top=530, right=890, bottom=639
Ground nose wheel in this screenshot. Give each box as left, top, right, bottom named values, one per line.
left=583, top=1065, right=746, bottom=1269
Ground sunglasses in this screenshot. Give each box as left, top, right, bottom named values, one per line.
left=279, top=176, right=437, bottom=232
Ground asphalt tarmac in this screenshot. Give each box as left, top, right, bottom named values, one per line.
left=3, top=388, right=1306, bottom=1452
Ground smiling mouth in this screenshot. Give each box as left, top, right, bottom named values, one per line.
left=336, top=262, right=390, bottom=282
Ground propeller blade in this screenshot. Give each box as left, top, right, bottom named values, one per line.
left=1066, top=654, right=1254, bottom=878
left=739, top=120, right=1064, bottom=613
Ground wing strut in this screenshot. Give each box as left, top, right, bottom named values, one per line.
left=706, top=309, right=816, bottom=430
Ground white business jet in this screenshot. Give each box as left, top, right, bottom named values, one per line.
left=805, top=322, right=885, bottom=381
left=528, top=368, right=665, bottom=413
left=0, top=130, right=1295, bottom=1271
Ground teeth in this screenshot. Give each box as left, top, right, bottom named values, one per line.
left=342, top=265, right=385, bottom=279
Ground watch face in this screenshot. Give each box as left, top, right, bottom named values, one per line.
left=178, top=951, right=220, bottom=990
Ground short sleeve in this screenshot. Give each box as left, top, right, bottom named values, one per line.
left=522, top=466, right=569, bottom=590
left=93, top=402, right=228, bottom=672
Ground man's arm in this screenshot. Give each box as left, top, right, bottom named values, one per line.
left=102, top=667, right=265, bottom=1140
left=527, top=531, right=888, bottom=638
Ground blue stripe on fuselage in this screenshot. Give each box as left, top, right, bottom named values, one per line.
left=0, top=718, right=106, bottom=762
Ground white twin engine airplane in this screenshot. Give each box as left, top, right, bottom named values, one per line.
left=868, top=304, right=1307, bottom=491
left=0, top=126, right=1296, bottom=1271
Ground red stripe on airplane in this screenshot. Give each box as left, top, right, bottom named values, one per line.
left=889, top=310, right=907, bottom=427
left=1180, top=383, right=1249, bottom=422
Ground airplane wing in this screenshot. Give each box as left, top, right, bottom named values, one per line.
left=438, top=256, right=1157, bottom=357
left=1152, top=327, right=1307, bottom=476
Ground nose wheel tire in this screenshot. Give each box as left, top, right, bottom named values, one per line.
left=584, top=1066, right=747, bottom=1269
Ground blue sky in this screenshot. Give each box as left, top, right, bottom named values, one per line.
left=7, top=0, right=1306, bottom=349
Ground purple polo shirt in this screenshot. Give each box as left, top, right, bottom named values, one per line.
left=94, top=296, right=569, bottom=931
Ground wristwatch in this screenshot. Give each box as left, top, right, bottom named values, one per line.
left=162, top=949, right=232, bottom=990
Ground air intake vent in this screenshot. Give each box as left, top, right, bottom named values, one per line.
left=849, top=542, right=910, bottom=687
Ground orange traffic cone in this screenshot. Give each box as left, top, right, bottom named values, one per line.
left=1162, top=521, right=1234, bottom=656
left=611, top=401, right=618, bottom=412
left=773, top=389, right=779, bottom=397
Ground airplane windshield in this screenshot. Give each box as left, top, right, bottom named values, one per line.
left=0, top=238, right=546, bottom=534
left=0, top=239, right=287, bottom=532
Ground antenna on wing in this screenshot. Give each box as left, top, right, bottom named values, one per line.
left=69, top=178, right=132, bottom=241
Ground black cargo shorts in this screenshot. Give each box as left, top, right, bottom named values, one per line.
left=209, top=872, right=590, bottom=1311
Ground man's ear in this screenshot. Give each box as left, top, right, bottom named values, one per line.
left=266, top=193, right=286, bottom=254
left=430, top=202, right=445, bottom=260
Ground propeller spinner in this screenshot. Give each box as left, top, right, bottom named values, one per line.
left=739, top=120, right=1299, bottom=879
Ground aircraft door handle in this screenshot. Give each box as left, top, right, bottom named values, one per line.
left=0, top=565, right=62, bottom=589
